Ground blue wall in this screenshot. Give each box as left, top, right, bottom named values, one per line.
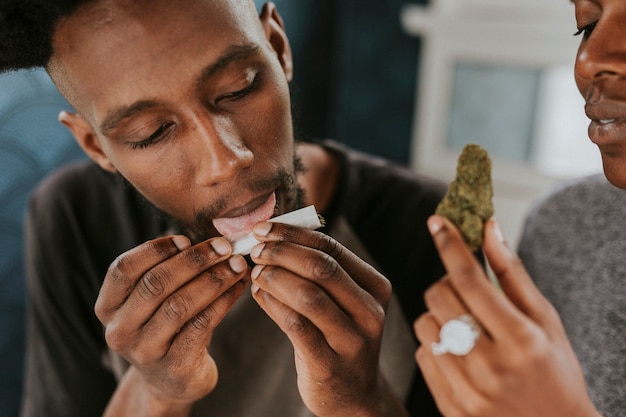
left=0, top=69, right=85, bottom=417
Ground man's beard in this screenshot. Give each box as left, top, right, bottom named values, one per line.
left=117, top=153, right=307, bottom=243
left=184, top=159, right=306, bottom=242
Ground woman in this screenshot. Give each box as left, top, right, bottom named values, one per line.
left=414, top=1, right=624, bottom=416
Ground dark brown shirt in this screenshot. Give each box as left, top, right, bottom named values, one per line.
left=22, top=140, right=446, bottom=416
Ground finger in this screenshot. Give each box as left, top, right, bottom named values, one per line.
left=423, top=276, right=476, bottom=327
left=173, top=267, right=249, bottom=352
left=132, top=256, right=249, bottom=359
left=110, top=238, right=232, bottom=327
left=415, top=347, right=458, bottom=417
left=427, top=215, right=522, bottom=338
left=251, top=264, right=363, bottom=356
left=251, top=240, right=385, bottom=339
left=252, top=285, right=331, bottom=361
left=253, top=222, right=391, bottom=306
left=483, top=219, right=555, bottom=326
left=96, top=235, right=191, bottom=322
left=414, top=313, right=469, bottom=416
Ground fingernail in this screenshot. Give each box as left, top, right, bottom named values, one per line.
left=251, top=264, right=264, bottom=280
left=492, top=219, right=505, bottom=243
left=253, top=222, right=273, bottom=237
left=172, top=235, right=191, bottom=251
left=228, top=256, right=246, bottom=273
left=250, top=243, right=265, bottom=259
left=251, top=283, right=260, bottom=294
left=427, top=216, right=443, bottom=236
left=210, top=238, right=231, bottom=256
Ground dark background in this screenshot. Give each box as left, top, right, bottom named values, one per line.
left=255, top=0, right=428, bottom=163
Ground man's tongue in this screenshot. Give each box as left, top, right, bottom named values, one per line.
left=212, top=192, right=277, bottom=242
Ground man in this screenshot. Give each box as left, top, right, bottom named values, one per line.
left=413, top=0, right=623, bottom=416
left=0, top=1, right=446, bottom=416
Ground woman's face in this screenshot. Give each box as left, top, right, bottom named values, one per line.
left=574, top=0, right=626, bottom=188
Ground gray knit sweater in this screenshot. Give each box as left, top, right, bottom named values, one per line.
left=518, top=174, right=626, bottom=417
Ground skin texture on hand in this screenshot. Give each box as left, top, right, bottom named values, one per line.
left=95, top=235, right=249, bottom=417
left=248, top=221, right=409, bottom=417
left=413, top=216, right=603, bottom=417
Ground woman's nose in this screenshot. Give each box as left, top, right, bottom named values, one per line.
left=575, top=16, right=626, bottom=84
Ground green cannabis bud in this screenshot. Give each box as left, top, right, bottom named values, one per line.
left=435, top=144, right=494, bottom=251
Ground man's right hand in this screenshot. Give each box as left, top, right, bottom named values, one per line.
left=95, top=235, right=249, bottom=415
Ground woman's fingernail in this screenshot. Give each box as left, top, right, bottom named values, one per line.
left=172, top=235, right=191, bottom=251
left=251, top=283, right=260, bottom=294
left=253, top=222, right=273, bottom=237
left=250, top=243, right=265, bottom=259
left=228, top=256, right=246, bottom=273
left=492, top=219, right=505, bottom=243
left=210, top=238, right=232, bottom=256
left=427, top=216, right=443, bottom=236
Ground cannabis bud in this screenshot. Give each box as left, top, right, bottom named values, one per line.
left=435, top=144, right=494, bottom=251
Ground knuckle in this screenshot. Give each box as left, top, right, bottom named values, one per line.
left=317, top=234, right=343, bottom=258
left=189, top=308, right=214, bottom=331
left=104, top=323, right=126, bottom=353
left=424, top=280, right=448, bottom=308
left=454, top=263, right=481, bottom=283
left=106, top=254, right=135, bottom=288
left=284, top=312, right=310, bottom=335
left=163, top=291, right=193, bottom=322
left=146, top=239, right=177, bottom=259
left=295, top=286, right=329, bottom=315
left=379, top=275, right=392, bottom=301
left=461, top=396, right=488, bottom=417
left=138, top=268, right=168, bottom=299
left=202, top=267, right=227, bottom=289
left=309, top=253, right=341, bottom=282
left=94, top=296, right=107, bottom=321
left=507, top=326, right=549, bottom=369
left=362, top=303, right=385, bottom=338
left=180, top=246, right=209, bottom=268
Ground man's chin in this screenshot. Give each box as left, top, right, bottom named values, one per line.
left=181, top=222, right=221, bottom=244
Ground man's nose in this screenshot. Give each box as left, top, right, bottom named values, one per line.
left=190, top=115, right=254, bottom=187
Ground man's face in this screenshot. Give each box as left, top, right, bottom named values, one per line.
left=50, top=0, right=298, bottom=241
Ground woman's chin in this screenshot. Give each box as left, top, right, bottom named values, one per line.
left=601, top=155, right=626, bottom=190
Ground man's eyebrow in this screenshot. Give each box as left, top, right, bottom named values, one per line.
left=198, top=43, right=262, bottom=86
left=98, top=43, right=262, bottom=134
left=99, top=100, right=162, bottom=134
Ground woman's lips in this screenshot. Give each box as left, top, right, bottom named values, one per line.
left=588, top=118, right=626, bottom=147
left=212, top=192, right=277, bottom=242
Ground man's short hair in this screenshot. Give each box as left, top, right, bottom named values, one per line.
left=0, top=1, right=90, bottom=73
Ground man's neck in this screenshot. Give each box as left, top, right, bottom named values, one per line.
left=295, top=142, right=339, bottom=215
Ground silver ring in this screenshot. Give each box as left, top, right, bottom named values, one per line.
left=432, top=314, right=481, bottom=356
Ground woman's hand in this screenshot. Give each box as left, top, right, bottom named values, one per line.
left=414, top=216, right=602, bottom=417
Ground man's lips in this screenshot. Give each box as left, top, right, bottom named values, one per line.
left=212, top=192, right=277, bottom=241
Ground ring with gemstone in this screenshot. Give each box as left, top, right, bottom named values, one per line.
left=431, top=314, right=481, bottom=356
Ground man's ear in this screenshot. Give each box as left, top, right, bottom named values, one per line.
left=259, top=2, right=293, bottom=82
left=58, top=111, right=117, bottom=173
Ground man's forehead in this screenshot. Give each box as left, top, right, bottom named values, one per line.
left=60, top=0, right=257, bottom=32
left=49, top=0, right=261, bottom=117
